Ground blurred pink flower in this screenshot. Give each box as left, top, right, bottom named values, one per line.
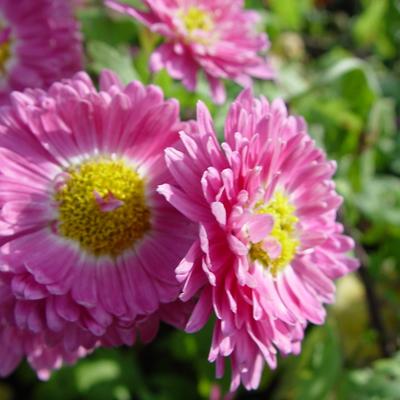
left=106, top=0, right=274, bottom=104
left=0, top=326, right=90, bottom=380
left=0, top=0, right=83, bottom=104
left=159, top=89, right=359, bottom=391
left=0, top=70, right=195, bottom=377
left=209, top=384, right=235, bottom=400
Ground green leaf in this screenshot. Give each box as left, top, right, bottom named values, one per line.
left=274, top=323, right=342, bottom=400
left=78, top=8, right=138, bottom=46
left=339, top=353, right=400, bottom=400
left=268, top=0, right=313, bottom=30
left=75, top=360, right=121, bottom=392
left=87, top=41, right=139, bottom=84
left=355, top=177, right=400, bottom=227
left=353, top=0, right=388, bottom=46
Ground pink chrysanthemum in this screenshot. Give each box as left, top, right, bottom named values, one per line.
left=159, top=90, right=359, bottom=391
left=105, top=0, right=273, bottom=104
left=0, top=327, right=89, bottom=380
left=0, top=269, right=191, bottom=378
left=0, top=0, right=83, bottom=104
left=0, top=70, right=195, bottom=377
left=0, top=270, right=93, bottom=378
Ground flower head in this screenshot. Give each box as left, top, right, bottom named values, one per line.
left=106, top=0, right=273, bottom=104
left=0, top=70, right=195, bottom=377
left=159, top=90, right=359, bottom=391
left=0, top=326, right=90, bottom=380
left=0, top=0, right=83, bottom=104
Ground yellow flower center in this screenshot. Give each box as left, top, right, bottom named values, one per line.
left=181, top=6, right=213, bottom=36
left=249, top=192, right=299, bottom=276
left=55, top=158, right=151, bottom=257
left=0, top=41, right=10, bottom=75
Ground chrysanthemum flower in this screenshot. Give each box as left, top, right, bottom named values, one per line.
left=0, top=326, right=89, bottom=380
left=0, top=70, right=195, bottom=377
left=105, top=0, right=273, bottom=104
left=0, top=273, right=190, bottom=379
left=0, top=330, right=84, bottom=380
left=159, top=90, right=359, bottom=391
left=0, top=0, right=83, bottom=104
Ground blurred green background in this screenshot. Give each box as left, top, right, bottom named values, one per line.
left=2, top=0, right=400, bottom=399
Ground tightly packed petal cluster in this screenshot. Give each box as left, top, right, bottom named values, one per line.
left=160, top=90, right=359, bottom=391
left=106, top=0, right=273, bottom=104
left=0, top=70, right=195, bottom=377
left=0, top=0, right=83, bottom=104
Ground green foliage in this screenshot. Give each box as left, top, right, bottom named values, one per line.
left=268, top=0, right=313, bottom=31
left=87, top=41, right=139, bottom=83
left=353, top=0, right=400, bottom=60
left=273, top=323, right=342, bottom=400
left=78, top=6, right=138, bottom=46
left=339, top=353, right=400, bottom=400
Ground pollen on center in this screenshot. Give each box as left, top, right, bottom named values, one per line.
left=54, top=158, right=151, bottom=257
left=181, top=6, right=213, bottom=35
left=249, top=192, right=299, bottom=276
left=0, top=25, right=12, bottom=76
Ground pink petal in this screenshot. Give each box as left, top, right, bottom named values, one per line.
left=247, top=213, right=274, bottom=243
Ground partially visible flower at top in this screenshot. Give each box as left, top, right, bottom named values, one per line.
left=159, top=90, right=359, bottom=391
left=0, top=70, right=195, bottom=377
left=105, top=0, right=274, bottom=104
left=0, top=0, right=83, bottom=104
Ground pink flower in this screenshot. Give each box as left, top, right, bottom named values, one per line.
left=0, top=326, right=90, bottom=380
left=105, top=0, right=273, bottom=104
left=159, top=89, right=359, bottom=391
left=0, top=269, right=191, bottom=378
left=209, top=384, right=235, bottom=400
left=0, top=70, right=195, bottom=377
left=0, top=0, right=83, bottom=104
left=0, top=270, right=92, bottom=377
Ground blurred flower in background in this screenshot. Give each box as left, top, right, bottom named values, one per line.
left=105, top=0, right=274, bottom=103
left=0, top=0, right=83, bottom=104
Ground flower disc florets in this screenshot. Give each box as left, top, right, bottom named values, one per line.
left=249, top=192, right=299, bottom=276
left=181, top=6, right=214, bottom=36
left=55, top=158, right=150, bottom=257
left=0, top=24, right=11, bottom=76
